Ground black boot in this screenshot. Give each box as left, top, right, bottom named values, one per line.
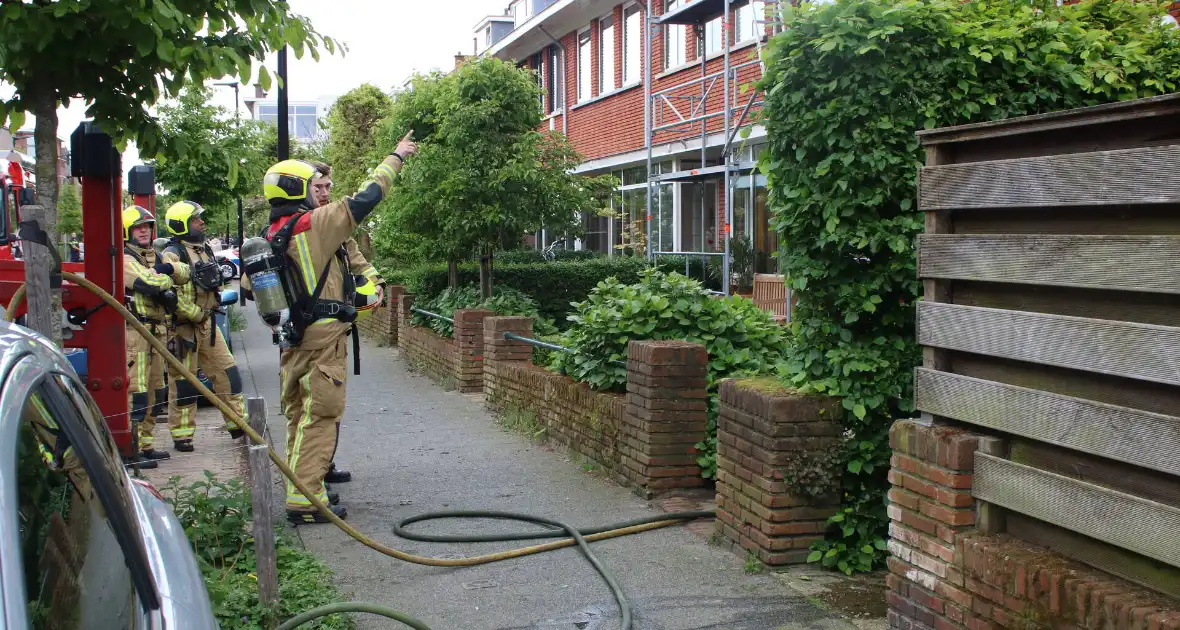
left=228, top=428, right=245, bottom=440
left=174, top=440, right=195, bottom=453
left=125, top=455, right=159, bottom=470
left=140, top=449, right=171, bottom=460
left=287, top=504, right=347, bottom=525
left=328, top=490, right=340, bottom=505
left=324, top=464, right=352, bottom=484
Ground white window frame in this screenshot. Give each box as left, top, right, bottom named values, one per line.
left=547, top=44, right=564, bottom=114
left=622, top=2, right=642, bottom=86
left=664, top=0, right=686, bottom=70
left=703, top=14, right=723, bottom=56
left=598, top=12, right=616, bottom=94
left=735, top=0, right=766, bottom=44
left=577, top=27, right=593, bottom=103
left=512, top=0, right=531, bottom=28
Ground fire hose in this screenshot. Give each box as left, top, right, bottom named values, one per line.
left=4, top=272, right=714, bottom=630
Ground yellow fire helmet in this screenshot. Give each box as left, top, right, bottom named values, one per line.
left=165, top=200, right=206, bottom=237
left=121, top=205, right=155, bottom=242
left=264, top=159, right=321, bottom=208
left=352, top=275, right=383, bottom=320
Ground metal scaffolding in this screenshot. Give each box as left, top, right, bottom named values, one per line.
left=642, top=0, right=777, bottom=295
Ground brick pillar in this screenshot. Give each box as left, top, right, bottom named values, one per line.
left=887, top=419, right=990, bottom=630
left=385, top=285, right=405, bottom=347
left=453, top=308, right=494, bottom=393
left=714, top=379, right=843, bottom=565
left=397, top=293, right=415, bottom=347
left=483, top=316, right=534, bottom=412
left=622, top=340, right=709, bottom=498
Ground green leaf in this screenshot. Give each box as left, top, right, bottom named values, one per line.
left=807, top=550, right=823, bottom=563
left=852, top=404, right=866, bottom=420
left=258, top=66, right=273, bottom=93
left=8, top=109, right=24, bottom=132
left=847, top=459, right=863, bottom=474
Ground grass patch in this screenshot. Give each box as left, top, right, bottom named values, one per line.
left=744, top=551, right=767, bottom=574
left=497, top=407, right=547, bottom=443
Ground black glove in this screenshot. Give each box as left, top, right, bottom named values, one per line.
left=156, top=289, right=179, bottom=313
left=154, top=262, right=174, bottom=275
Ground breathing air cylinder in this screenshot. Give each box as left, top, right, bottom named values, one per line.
left=240, top=236, right=288, bottom=328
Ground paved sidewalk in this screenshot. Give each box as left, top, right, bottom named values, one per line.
left=141, top=329, right=249, bottom=490
left=237, top=321, right=862, bottom=630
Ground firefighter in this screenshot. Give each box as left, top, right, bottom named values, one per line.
left=123, top=205, right=189, bottom=466
left=260, top=132, right=415, bottom=524
left=308, top=160, right=383, bottom=486
left=163, top=200, right=248, bottom=451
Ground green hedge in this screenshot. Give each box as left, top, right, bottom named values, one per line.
left=760, top=0, right=1180, bottom=575
left=384, top=257, right=646, bottom=324
left=384, top=255, right=726, bottom=324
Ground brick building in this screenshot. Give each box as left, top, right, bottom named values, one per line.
left=476, top=0, right=781, bottom=272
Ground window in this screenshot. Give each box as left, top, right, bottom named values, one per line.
left=546, top=45, right=564, bottom=113
left=599, top=14, right=616, bottom=93
left=583, top=211, right=610, bottom=253
left=256, top=104, right=319, bottom=142
left=623, top=3, right=642, bottom=85
left=485, top=26, right=492, bottom=47
left=703, top=15, right=723, bottom=55
left=735, top=0, right=766, bottom=43
left=513, top=0, right=530, bottom=27
left=577, top=29, right=593, bottom=103
left=15, top=381, right=153, bottom=629
left=664, top=0, right=686, bottom=69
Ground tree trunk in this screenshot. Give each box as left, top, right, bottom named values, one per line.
left=31, top=89, right=62, bottom=347
left=479, top=250, right=493, bottom=300
left=447, top=258, right=459, bottom=290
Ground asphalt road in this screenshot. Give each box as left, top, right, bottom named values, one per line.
left=238, top=319, right=852, bottom=630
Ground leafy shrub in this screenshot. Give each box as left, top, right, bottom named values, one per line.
left=411, top=285, right=558, bottom=339
left=760, top=0, right=1180, bottom=574
left=163, top=473, right=353, bottom=629
left=554, top=269, right=789, bottom=477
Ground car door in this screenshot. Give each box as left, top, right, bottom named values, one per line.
left=1, top=357, right=163, bottom=629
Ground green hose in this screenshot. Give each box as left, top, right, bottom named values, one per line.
left=276, top=602, right=431, bottom=630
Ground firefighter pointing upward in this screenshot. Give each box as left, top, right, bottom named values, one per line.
left=163, top=201, right=248, bottom=451
left=248, top=132, right=416, bottom=524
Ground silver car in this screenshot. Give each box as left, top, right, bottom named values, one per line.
left=0, top=320, right=217, bottom=629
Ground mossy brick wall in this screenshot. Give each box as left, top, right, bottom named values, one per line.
left=714, top=379, right=844, bottom=565
left=484, top=316, right=708, bottom=498
left=887, top=420, right=1180, bottom=630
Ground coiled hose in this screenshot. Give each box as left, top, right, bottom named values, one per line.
left=4, top=273, right=714, bottom=629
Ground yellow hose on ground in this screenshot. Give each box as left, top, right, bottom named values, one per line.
left=4, top=272, right=690, bottom=567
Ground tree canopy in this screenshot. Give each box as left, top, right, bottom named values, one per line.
left=325, top=84, right=394, bottom=203
left=371, top=57, right=614, bottom=295
left=150, top=85, right=274, bottom=238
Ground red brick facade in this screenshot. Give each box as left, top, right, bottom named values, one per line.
left=526, top=2, right=768, bottom=163
left=887, top=420, right=1180, bottom=630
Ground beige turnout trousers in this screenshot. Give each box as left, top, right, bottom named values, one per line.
left=281, top=335, right=348, bottom=511
left=167, top=317, right=247, bottom=442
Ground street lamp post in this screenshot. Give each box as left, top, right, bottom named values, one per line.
left=215, top=80, right=245, bottom=306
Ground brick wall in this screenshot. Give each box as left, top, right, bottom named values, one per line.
left=887, top=420, right=1180, bottom=630
left=357, top=285, right=402, bottom=346
left=713, top=379, right=844, bottom=565
left=396, top=294, right=457, bottom=387
left=483, top=316, right=708, bottom=497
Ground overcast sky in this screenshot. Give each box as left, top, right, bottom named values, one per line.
left=27, top=0, right=501, bottom=176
